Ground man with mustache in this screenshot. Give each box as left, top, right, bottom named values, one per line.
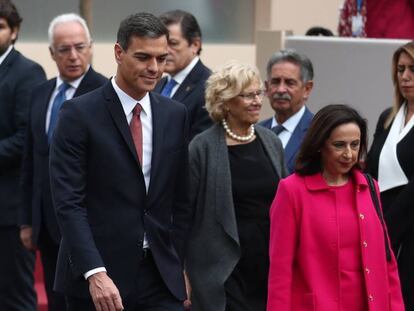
left=259, top=49, right=314, bottom=173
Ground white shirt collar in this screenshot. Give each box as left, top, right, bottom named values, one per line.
left=111, top=77, right=151, bottom=117
left=272, top=105, right=306, bottom=133
left=0, top=45, right=13, bottom=66
left=167, top=56, right=199, bottom=85
left=56, top=65, right=90, bottom=90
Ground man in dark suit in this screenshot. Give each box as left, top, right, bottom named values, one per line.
left=154, top=10, right=212, bottom=140
left=259, top=49, right=314, bottom=173
left=20, top=13, right=107, bottom=311
left=0, top=0, right=46, bottom=310
left=49, top=12, right=191, bottom=311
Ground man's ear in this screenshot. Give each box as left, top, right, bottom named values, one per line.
left=10, top=26, right=18, bottom=42
left=114, top=43, right=123, bottom=64
left=303, top=80, right=314, bottom=100
left=49, top=46, right=56, bottom=62
left=189, top=37, right=201, bottom=55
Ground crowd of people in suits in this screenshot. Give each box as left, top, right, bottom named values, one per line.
left=0, top=0, right=413, bottom=310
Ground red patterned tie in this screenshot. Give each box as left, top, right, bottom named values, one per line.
left=130, top=104, right=143, bottom=164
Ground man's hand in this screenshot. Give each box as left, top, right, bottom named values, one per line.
left=20, top=226, right=34, bottom=251
left=183, top=270, right=192, bottom=310
left=88, top=271, right=124, bottom=311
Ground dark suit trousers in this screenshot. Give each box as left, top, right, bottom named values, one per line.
left=66, top=252, right=183, bottom=311
left=0, top=226, right=37, bottom=311
left=38, top=226, right=65, bottom=311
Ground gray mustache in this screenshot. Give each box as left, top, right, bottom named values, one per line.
left=272, top=93, right=291, bottom=101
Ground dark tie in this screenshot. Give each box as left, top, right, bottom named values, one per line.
left=160, top=78, right=177, bottom=98
left=48, top=82, right=71, bottom=144
left=130, top=104, right=143, bottom=164
left=272, top=124, right=285, bottom=135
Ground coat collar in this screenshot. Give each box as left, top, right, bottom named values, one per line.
left=304, top=169, right=369, bottom=191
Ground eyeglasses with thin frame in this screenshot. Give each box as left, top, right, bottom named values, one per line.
left=54, top=42, right=90, bottom=56
left=238, top=90, right=265, bottom=102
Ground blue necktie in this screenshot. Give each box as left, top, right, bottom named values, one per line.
left=48, top=82, right=71, bottom=144
left=272, top=124, right=285, bottom=135
left=160, top=78, right=177, bottom=98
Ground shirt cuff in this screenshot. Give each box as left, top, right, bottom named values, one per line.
left=84, top=267, right=107, bottom=280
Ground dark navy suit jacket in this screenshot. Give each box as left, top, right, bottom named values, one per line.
left=0, top=48, right=46, bottom=226
left=20, top=67, right=107, bottom=245
left=259, top=107, right=313, bottom=173
left=49, top=81, right=192, bottom=300
left=154, top=59, right=212, bottom=140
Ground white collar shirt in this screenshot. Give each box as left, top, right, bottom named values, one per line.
left=111, top=77, right=152, bottom=192
left=271, top=105, right=306, bottom=148
left=45, top=71, right=87, bottom=132
left=165, top=56, right=199, bottom=97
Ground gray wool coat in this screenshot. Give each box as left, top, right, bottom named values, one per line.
left=186, top=123, right=288, bottom=311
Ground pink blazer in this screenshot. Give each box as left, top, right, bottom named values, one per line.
left=267, top=170, right=404, bottom=311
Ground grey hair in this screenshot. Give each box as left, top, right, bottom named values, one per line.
left=266, top=48, right=314, bottom=83
left=48, top=13, right=91, bottom=46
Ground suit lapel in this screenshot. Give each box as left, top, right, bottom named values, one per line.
left=74, top=67, right=95, bottom=97
left=172, top=60, right=203, bottom=103
left=36, top=80, right=56, bottom=151
left=0, top=49, right=17, bottom=83
left=102, top=82, right=141, bottom=166
left=284, top=108, right=313, bottom=169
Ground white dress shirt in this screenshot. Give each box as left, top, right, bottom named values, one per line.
left=45, top=72, right=87, bottom=133
left=271, top=105, right=306, bottom=148
left=164, top=56, right=199, bottom=97
left=84, top=77, right=153, bottom=280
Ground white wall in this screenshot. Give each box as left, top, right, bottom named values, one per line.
left=285, top=36, right=409, bottom=142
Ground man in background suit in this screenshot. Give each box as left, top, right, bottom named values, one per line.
left=259, top=49, right=314, bottom=173
left=0, top=0, right=46, bottom=310
left=49, top=12, right=191, bottom=311
left=154, top=10, right=212, bottom=140
left=20, top=13, right=107, bottom=311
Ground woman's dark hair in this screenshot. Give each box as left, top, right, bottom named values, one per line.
left=295, top=104, right=367, bottom=175
left=0, top=0, right=22, bottom=43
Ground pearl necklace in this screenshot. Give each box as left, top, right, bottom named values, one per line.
left=221, top=119, right=255, bottom=142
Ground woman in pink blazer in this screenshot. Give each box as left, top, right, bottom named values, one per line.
left=267, top=105, right=404, bottom=311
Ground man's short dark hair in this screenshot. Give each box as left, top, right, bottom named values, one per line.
left=266, top=48, right=314, bottom=84
left=0, top=0, right=22, bottom=42
left=159, top=10, right=202, bottom=55
left=117, top=12, right=169, bottom=50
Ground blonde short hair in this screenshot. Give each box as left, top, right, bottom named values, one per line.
left=205, top=61, right=262, bottom=122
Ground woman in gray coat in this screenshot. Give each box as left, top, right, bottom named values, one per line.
left=186, top=62, right=288, bottom=311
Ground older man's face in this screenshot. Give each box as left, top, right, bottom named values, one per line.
left=50, top=21, right=92, bottom=82
left=265, top=61, right=313, bottom=122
